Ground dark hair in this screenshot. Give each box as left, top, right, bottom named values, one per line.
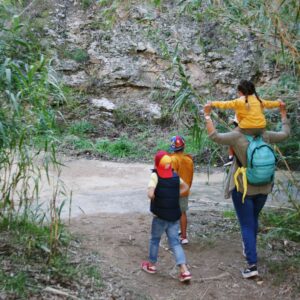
left=237, top=80, right=262, bottom=108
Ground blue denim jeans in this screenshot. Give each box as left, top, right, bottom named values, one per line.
left=149, top=216, right=186, bottom=265
left=232, top=188, right=268, bottom=265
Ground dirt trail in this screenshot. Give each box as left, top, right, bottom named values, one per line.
left=40, top=157, right=289, bottom=219
left=43, top=157, right=294, bottom=299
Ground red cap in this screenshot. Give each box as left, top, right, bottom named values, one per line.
left=155, top=150, right=173, bottom=178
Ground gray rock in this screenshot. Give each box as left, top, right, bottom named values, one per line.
left=90, top=98, right=116, bottom=111
left=56, top=59, right=80, bottom=72
left=147, top=103, right=161, bottom=119
left=50, top=0, right=275, bottom=119
left=63, top=71, right=89, bottom=87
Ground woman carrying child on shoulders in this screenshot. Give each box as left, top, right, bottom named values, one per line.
left=204, top=81, right=290, bottom=278
left=210, top=80, right=284, bottom=136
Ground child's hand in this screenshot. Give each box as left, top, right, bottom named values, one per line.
left=204, top=103, right=212, bottom=116
left=279, top=102, right=287, bottom=120
left=278, top=99, right=285, bottom=108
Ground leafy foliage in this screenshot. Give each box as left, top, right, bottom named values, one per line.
left=261, top=210, right=300, bottom=242
left=0, top=217, right=102, bottom=298
left=0, top=2, right=68, bottom=256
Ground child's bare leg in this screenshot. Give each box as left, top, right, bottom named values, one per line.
left=180, top=212, right=187, bottom=239
left=179, top=263, right=189, bottom=273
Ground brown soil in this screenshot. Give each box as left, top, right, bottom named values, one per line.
left=56, top=157, right=298, bottom=300
left=69, top=211, right=295, bottom=300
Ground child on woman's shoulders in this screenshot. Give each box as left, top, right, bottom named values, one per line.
left=208, top=80, right=284, bottom=136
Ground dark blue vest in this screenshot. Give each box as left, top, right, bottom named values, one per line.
left=150, top=171, right=181, bottom=222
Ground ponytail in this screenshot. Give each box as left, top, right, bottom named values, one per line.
left=254, top=91, right=263, bottom=108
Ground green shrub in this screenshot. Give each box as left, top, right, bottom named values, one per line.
left=73, top=138, right=95, bottom=151
left=80, top=0, right=94, bottom=9
left=261, top=210, right=300, bottom=242
left=95, top=139, right=110, bottom=153
left=68, top=120, right=95, bottom=135
left=95, top=137, right=138, bottom=158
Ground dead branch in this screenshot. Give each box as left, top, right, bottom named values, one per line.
left=43, top=287, right=79, bottom=299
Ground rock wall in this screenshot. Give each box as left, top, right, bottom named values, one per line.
left=45, top=0, right=275, bottom=130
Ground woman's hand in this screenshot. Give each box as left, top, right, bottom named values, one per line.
left=278, top=99, right=285, bottom=107
left=203, top=102, right=215, bottom=135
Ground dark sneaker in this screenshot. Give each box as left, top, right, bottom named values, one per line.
left=242, top=265, right=258, bottom=279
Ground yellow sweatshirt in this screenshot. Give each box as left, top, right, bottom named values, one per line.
left=211, top=95, right=280, bottom=129
left=170, top=152, right=194, bottom=197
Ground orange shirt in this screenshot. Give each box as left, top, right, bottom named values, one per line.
left=171, top=152, right=194, bottom=197
left=212, top=96, right=280, bottom=129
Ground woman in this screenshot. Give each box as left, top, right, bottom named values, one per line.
left=203, top=102, right=290, bottom=278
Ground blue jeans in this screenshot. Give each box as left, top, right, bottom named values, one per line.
left=232, top=188, right=267, bottom=265
left=149, top=216, right=186, bottom=265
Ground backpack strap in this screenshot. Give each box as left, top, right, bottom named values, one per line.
left=235, top=134, right=253, bottom=167
left=233, top=134, right=253, bottom=203
left=244, top=134, right=255, bottom=142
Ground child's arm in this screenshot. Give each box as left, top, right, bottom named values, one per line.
left=179, top=180, right=189, bottom=196
left=147, top=173, right=157, bottom=201
left=147, top=187, right=155, bottom=201
left=211, top=99, right=238, bottom=110
left=262, top=99, right=282, bottom=109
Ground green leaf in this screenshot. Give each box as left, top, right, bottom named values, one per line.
left=5, top=68, right=11, bottom=85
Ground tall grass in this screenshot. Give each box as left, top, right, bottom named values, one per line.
left=0, top=2, right=68, bottom=257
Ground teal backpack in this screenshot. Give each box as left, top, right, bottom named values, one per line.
left=245, top=135, right=276, bottom=185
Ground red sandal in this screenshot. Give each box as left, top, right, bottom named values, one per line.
left=141, top=261, right=157, bottom=274
left=179, top=271, right=192, bottom=282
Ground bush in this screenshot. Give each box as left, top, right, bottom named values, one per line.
left=68, top=120, right=95, bottom=135
left=95, top=137, right=138, bottom=158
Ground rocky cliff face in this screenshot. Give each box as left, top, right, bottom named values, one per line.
left=44, top=0, right=275, bottom=134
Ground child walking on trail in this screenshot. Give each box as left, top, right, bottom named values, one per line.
left=141, top=150, right=192, bottom=282
left=209, top=80, right=283, bottom=135
left=170, top=136, right=194, bottom=245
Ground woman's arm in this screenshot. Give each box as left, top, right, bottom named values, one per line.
left=204, top=103, right=240, bottom=145
left=265, top=103, right=290, bottom=143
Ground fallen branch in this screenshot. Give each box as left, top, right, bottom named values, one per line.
left=43, top=287, right=79, bottom=299
left=192, top=272, right=231, bottom=282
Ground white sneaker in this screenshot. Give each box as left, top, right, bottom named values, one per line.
left=223, top=161, right=233, bottom=167
left=242, top=265, right=258, bottom=279
left=180, top=238, right=189, bottom=245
